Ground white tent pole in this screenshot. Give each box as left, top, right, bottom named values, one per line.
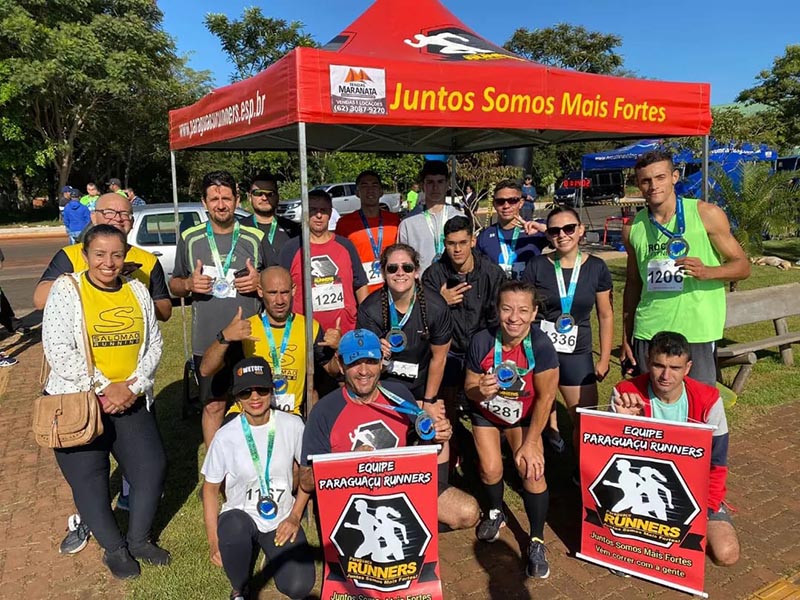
left=702, top=135, right=710, bottom=202
left=298, top=123, right=315, bottom=421
left=170, top=150, right=190, bottom=364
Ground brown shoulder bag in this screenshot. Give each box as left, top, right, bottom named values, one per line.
left=32, top=276, right=104, bottom=448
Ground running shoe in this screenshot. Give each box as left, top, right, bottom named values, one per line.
left=59, top=514, right=90, bottom=554
left=526, top=537, right=550, bottom=579
left=476, top=509, right=506, bottom=542
left=128, top=541, right=171, bottom=566
left=0, top=353, right=18, bottom=367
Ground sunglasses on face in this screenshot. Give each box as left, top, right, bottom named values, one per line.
left=250, top=189, right=275, bottom=198
left=493, top=197, right=522, bottom=206
left=546, top=223, right=580, bottom=237
left=385, top=263, right=415, bottom=274
left=235, top=387, right=272, bottom=400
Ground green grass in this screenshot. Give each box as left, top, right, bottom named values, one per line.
left=126, top=252, right=800, bottom=597
left=0, top=205, right=61, bottom=227
left=763, top=237, right=800, bottom=263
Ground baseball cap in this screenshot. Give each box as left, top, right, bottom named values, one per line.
left=107, top=177, right=122, bottom=187
left=231, top=357, right=274, bottom=396
left=338, top=329, right=382, bottom=365
left=62, top=185, right=73, bottom=193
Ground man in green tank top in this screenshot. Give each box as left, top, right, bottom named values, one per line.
left=621, top=151, right=750, bottom=385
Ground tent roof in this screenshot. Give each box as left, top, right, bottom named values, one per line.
left=169, top=0, right=711, bottom=153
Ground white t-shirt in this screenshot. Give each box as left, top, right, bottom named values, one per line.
left=201, top=410, right=304, bottom=533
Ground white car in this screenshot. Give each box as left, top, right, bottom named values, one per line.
left=128, top=203, right=250, bottom=280
left=278, top=182, right=402, bottom=223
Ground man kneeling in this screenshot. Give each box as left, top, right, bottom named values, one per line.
left=611, top=331, right=740, bottom=567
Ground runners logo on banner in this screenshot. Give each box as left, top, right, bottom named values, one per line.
left=576, top=409, right=713, bottom=598
left=310, top=446, right=442, bottom=600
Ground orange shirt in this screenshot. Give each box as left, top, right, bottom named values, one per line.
left=336, top=210, right=400, bottom=293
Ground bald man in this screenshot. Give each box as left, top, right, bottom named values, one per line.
left=200, top=266, right=341, bottom=416
left=34, top=193, right=172, bottom=322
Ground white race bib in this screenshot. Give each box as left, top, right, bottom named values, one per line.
left=539, top=319, right=579, bottom=354
left=362, top=261, right=384, bottom=286
left=646, top=259, right=685, bottom=292
left=273, top=393, right=296, bottom=412
left=386, top=360, right=419, bottom=379
left=312, top=282, right=345, bottom=311
left=481, top=396, right=524, bottom=425
left=202, top=265, right=237, bottom=298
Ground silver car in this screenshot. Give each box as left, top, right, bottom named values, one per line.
left=128, top=203, right=250, bottom=279
left=278, top=182, right=402, bottom=223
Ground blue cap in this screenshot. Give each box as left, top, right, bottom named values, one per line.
left=62, top=186, right=72, bottom=193
left=338, top=329, right=382, bottom=365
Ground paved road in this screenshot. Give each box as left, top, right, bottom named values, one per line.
left=0, top=236, right=67, bottom=318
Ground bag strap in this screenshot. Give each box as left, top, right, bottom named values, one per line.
left=63, top=274, right=96, bottom=378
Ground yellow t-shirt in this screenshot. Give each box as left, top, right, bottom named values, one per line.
left=242, top=313, right=320, bottom=415
left=79, top=273, right=144, bottom=383
left=63, top=243, right=157, bottom=290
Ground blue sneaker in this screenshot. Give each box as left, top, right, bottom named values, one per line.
left=0, top=353, right=18, bottom=367
left=526, top=538, right=550, bottom=579
left=59, top=514, right=90, bottom=554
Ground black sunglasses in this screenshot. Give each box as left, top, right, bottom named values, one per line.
left=250, top=189, right=276, bottom=197
left=494, top=197, right=522, bottom=206
left=386, top=263, right=415, bottom=274
left=236, top=387, right=272, bottom=400
left=546, top=223, right=580, bottom=237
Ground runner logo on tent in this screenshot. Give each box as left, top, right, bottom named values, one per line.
left=330, top=65, right=387, bottom=115
left=404, top=27, right=522, bottom=61
left=587, top=454, right=701, bottom=548
left=330, top=493, right=432, bottom=592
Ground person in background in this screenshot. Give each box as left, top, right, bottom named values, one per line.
left=521, top=174, right=537, bottom=221
left=241, top=175, right=299, bottom=265
left=42, top=224, right=168, bottom=579
left=406, top=182, right=420, bottom=212
left=107, top=178, right=127, bottom=198
left=0, top=247, right=19, bottom=367
left=80, top=183, right=101, bottom=211
left=125, top=187, right=146, bottom=207
left=59, top=186, right=73, bottom=220
left=63, top=194, right=92, bottom=244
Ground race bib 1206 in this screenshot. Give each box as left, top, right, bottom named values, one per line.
left=646, top=259, right=685, bottom=292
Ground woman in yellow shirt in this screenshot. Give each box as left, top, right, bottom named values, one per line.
left=42, top=224, right=166, bottom=580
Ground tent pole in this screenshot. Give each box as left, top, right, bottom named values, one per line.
left=702, top=135, right=710, bottom=202
left=170, top=151, right=190, bottom=364
left=298, top=123, right=315, bottom=422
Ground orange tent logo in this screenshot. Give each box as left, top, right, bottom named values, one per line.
left=344, top=68, right=373, bottom=83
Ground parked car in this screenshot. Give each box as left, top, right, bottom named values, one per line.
left=554, top=169, right=624, bottom=207
left=128, top=202, right=250, bottom=280
left=277, top=182, right=402, bottom=222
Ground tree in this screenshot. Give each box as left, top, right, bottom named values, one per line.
left=0, top=0, right=207, bottom=203
left=504, top=24, right=625, bottom=75
left=205, top=7, right=316, bottom=82
left=738, top=45, right=800, bottom=149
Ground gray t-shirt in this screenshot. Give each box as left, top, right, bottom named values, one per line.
left=397, top=204, right=464, bottom=272
left=173, top=222, right=268, bottom=354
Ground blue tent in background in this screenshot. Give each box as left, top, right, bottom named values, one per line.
left=675, top=141, right=778, bottom=198
left=581, top=140, right=694, bottom=171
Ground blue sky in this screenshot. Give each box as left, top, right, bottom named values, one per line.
left=159, top=0, right=797, bottom=105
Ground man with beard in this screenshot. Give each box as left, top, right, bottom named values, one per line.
left=298, top=329, right=480, bottom=531
left=199, top=266, right=340, bottom=416
left=240, top=175, right=299, bottom=265
left=170, top=170, right=271, bottom=448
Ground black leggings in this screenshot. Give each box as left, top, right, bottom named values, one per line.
left=54, top=398, right=166, bottom=551
left=218, top=509, right=315, bottom=599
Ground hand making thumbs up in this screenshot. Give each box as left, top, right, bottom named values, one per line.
left=221, top=306, right=257, bottom=342
left=190, top=259, right=213, bottom=295
left=320, top=316, right=342, bottom=349
left=233, top=257, right=260, bottom=294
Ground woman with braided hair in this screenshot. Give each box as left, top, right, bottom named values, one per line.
left=357, top=243, right=452, bottom=404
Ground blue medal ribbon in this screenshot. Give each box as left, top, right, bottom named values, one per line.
left=423, top=209, right=445, bottom=259
left=553, top=252, right=582, bottom=333
left=493, top=330, right=535, bottom=389
left=359, top=210, right=383, bottom=273
left=648, top=197, right=689, bottom=259
left=344, top=386, right=435, bottom=441
left=387, top=291, right=416, bottom=352
left=239, top=414, right=278, bottom=520
left=261, top=313, right=294, bottom=394
left=497, top=225, right=521, bottom=271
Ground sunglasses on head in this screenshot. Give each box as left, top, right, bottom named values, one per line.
left=546, top=223, right=580, bottom=237
left=386, top=263, right=415, bottom=274
left=250, top=189, right=275, bottom=197
left=235, top=387, right=271, bottom=400
left=494, top=196, right=522, bottom=206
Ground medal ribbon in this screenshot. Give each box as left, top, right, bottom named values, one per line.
left=423, top=209, right=445, bottom=257
left=497, top=225, right=521, bottom=268
left=261, top=313, right=294, bottom=377
left=206, top=220, right=241, bottom=278
left=359, top=210, right=383, bottom=263
left=388, top=291, right=416, bottom=331
left=493, top=331, right=536, bottom=376
left=648, top=196, right=686, bottom=243
left=240, top=414, right=276, bottom=501
left=251, top=216, right=278, bottom=245
left=554, top=252, right=582, bottom=318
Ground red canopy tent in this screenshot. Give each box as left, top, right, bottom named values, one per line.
left=167, top=0, right=712, bottom=414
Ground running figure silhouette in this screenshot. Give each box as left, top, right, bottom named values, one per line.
left=603, top=460, right=674, bottom=520
left=343, top=501, right=409, bottom=563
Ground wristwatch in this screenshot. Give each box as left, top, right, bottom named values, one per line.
left=216, top=330, right=230, bottom=345
left=421, top=397, right=438, bottom=404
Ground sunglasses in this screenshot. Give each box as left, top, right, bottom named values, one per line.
left=386, top=263, right=415, bottom=274
left=235, top=387, right=272, bottom=400
left=250, top=189, right=276, bottom=197
left=546, top=223, right=580, bottom=237
left=493, top=197, right=522, bottom=206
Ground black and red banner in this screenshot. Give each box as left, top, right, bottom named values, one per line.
left=310, top=446, right=443, bottom=600
left=576, top=409, right=713, bottom=597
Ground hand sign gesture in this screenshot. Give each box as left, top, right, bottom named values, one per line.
left=320, top=317, right=342, bottom=349
left=222, top=307, right=257, bottom=342
left=191, top=259, right=213, bottom=295
left=233, top=257, right=259, bottom=294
